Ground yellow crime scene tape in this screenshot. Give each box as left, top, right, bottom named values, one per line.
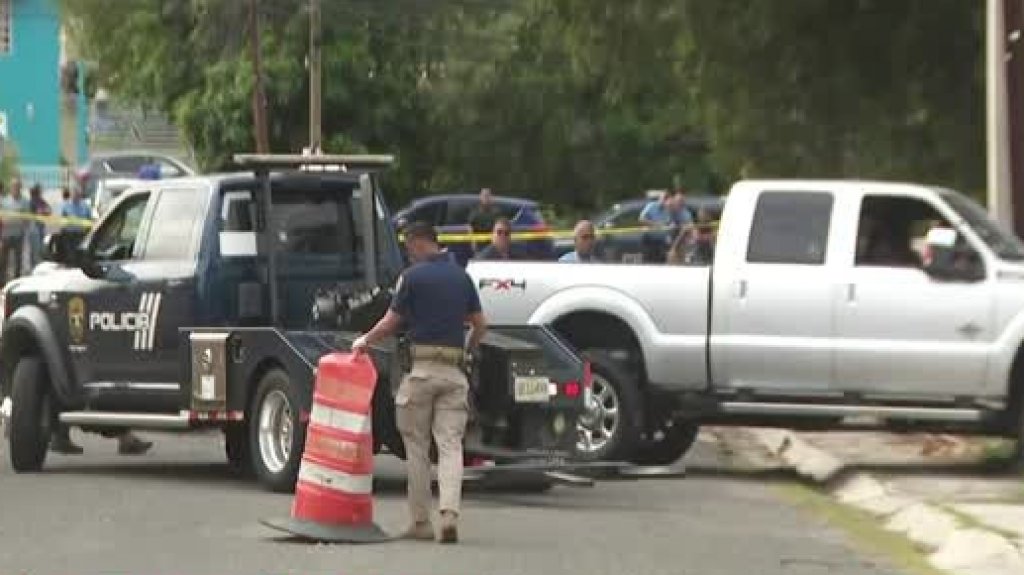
left=0, top=208, right=719, bottom=245
left=0, top=210, right=95, bottom=229
left=418, top=221, right=721, bottom=244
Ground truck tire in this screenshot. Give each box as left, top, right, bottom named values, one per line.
left=9, top=357, right=53, bottom=472
left=249, top=369, right=306, bottom=492
left=630, top=421, right=699, bottom=466
left=224, top=424, right=252, bottom=475
left=576, top=350, right=643, bottom=462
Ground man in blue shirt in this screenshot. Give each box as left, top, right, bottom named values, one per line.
left=640, top=189, right=692, bottom=228
left=559, top=220, right=600, bottom=263
left=60, top=186, right=92, bottom=234
left=353, top=221, right=487, bottom=544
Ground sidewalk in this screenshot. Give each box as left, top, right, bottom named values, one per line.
left=739, top=428, right=1024, bottom=575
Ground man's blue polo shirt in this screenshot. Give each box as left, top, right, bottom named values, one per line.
left=390, top=252, right=482, bottom=348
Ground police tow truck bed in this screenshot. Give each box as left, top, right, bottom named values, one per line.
left=0, top=154, right=587, bottom=492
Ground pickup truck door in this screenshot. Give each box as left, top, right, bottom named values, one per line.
left=74, top=191, right=155, bottom=388
left=129, top=186, right=207, bottom=387
left=711, top=190, right=837, bottom=392
left=835, top=194, right=991, bottom=396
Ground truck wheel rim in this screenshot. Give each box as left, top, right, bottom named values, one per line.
left=258, top=390, right=293, bottom=474
left=577, top=373, right=619, bottom=454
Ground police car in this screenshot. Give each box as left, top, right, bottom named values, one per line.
left=0, top=154, right=587, bottom=492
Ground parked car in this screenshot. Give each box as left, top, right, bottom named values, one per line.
left=76, top=151, right=195, bottom=199
left=392, top=193, right=554, bottom=265
left=90, top=177, right=143, bottom=219
left=554, top=195, right=725, bottom=262
left=469, top=179, right=1024, bottom=467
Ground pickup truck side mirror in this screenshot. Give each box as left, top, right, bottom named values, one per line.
left=923, top=227, right=985, bottom=282
left=43, top=230, right=87, bottom=267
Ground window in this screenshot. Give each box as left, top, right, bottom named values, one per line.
left=855, top=195, right=983, bottom=276
left=157, top=160, right=185, bottom=178
left=606, top=205, right=643, bottom=228
left=105, top=156, right=147, bottom=174
left=221, top=190, right=255, bottom=232
left=747, top=191, right=833, bottom=265
left=90, top=193, right=150, bottom=261
left=1, top=0, right=10, bottom=54
left=443, top=200, right=475, bottom=226
left=408, top=201, right=444, bottom=226
left=939, top=189, right=1024, bottom=261
left=273, top=189, right=356, bottom=256
left=142, top=188, right=203, bottom=260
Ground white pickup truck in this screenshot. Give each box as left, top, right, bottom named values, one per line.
left=467, top=180, right=1024, bottom=465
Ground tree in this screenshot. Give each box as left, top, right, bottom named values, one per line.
left=62, top=0, right=987, bottom=209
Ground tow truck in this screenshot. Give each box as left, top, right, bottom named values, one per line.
left=0, top=154, right=593, bottom=492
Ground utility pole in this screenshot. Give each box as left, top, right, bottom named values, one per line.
left=988, top=0, right=1012, bottom=227
left=248, top=0, right=270, bottom=153
left=309, top=0, right=322, bottom=152
left=1005, top=0, right=1024, bottom=236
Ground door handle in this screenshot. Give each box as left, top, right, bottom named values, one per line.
left=737, top=279, right=748, bottom=299
left=846, top=283, right=856, bottom=303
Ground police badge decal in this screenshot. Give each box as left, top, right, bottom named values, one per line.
left=68, top=296, right=86, bottom=346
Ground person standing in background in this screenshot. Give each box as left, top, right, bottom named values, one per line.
left=1, top=178, right=29, bottom=284
left=467, top=188, right=500, bottom=253
left=26, top=183, right=52, bottom=269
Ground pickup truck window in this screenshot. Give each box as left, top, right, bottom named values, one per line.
left=746, top=191, right=832, bottom=265
left=142, top=188, right=204, bottom=260
left=91, top=192, right=151, bottom=262
left=273, top=189, right=357, bottom=257
left=940, top=190, right=1024, bottom=261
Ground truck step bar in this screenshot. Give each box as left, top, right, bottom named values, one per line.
left=716, top=402, right=986, bottom=422
left=59, top=411, right=192, bottom=430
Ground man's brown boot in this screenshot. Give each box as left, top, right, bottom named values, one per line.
left=439, top=510, right=458, bottom=544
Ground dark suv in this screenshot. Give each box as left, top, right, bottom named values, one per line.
left=393, top=194, right=554, bottom=265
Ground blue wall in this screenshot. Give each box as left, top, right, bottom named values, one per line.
left=0, top=0, right=61, bottom=166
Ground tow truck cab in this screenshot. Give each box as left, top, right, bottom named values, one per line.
left=0, top=155, right=586, bottom=492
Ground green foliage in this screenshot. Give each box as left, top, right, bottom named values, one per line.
left=62, top=0, right=987, bottom=210
left=0, top=141, right=19, bottom=185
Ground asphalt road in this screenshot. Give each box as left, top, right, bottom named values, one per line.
left=0, top=430, right=905, bottom=575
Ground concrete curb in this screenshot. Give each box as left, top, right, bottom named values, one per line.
left=748, top=428, right=1024, bottom=575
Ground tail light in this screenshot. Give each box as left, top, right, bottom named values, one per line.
left=563, top=380, right=581, bottom=398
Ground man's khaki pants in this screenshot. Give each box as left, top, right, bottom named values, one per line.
left=395, top=359, right=470, bottom=524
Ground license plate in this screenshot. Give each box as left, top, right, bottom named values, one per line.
left=514, top=376, right=550, bottom=403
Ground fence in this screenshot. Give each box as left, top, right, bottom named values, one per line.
left=18, top=164, right=73, bottom=192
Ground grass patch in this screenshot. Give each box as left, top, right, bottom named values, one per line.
left=777, top=484, right=950, bottom=575
left=981, top=440, right=1018, bottom=467
left=941, top=506, right=1020, bottom=541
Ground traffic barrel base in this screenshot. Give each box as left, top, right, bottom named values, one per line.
left=261, top=352, right=393, bottom=544
left=260, top=516, right=391, bottom=544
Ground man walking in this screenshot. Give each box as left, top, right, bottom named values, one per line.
left=352, top=221, right=487, bottom=544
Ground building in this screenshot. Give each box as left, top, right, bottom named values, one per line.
left=0, top=0, right=62, bottom=167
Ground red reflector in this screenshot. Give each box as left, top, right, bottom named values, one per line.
left=564, top=381, right=581, bottom=398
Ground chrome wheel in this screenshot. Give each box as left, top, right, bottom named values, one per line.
left=577, top=372, right=619, bottom=455
left=257, top=390, right=293, bottom=474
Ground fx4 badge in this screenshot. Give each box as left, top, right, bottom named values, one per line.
left=478, top=278, right=526, bottom=292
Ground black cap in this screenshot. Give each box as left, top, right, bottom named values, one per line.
left=404, top=221, right=438, bottom=243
